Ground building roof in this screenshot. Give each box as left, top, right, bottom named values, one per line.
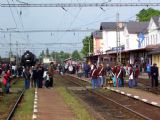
left=126, top=22, right=149, bottom=34
left=92, top=31, right=102, bottom=39
left=100, top=22, right=124, bottom=31
left=152, top=16, right=160, bottom=27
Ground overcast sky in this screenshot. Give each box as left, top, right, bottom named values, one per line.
left=0, top=0, right=160, bottom=57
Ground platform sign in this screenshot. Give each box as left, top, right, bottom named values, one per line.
left=138, top=33, right=144, bottom=48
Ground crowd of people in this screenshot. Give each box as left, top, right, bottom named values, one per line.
left=23, top=62, right=55, bottom=89
left=0, top=62, right=55, bottom=94
left=0, top=61, right=159, bottom=93
left=63, top=62, right=159, bottom=89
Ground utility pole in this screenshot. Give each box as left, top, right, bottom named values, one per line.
left=89, top=39, right=90, bottom=56
left=9, top=32, right=12, bottom=60
left=16, top=41, right=19, bottom=65
left=116, top=12, right=121, bottom=64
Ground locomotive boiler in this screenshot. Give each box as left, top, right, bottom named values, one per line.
left=21, top=50, right=36, bottom=67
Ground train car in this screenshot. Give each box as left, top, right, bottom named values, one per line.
left=21, top=50, right=36, bottom=67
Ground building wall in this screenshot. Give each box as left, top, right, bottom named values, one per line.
left=142, top=18, right=160, bottom=47
left=128, top=34, right=139, bottom=50
left=102, top=30, right=125, bottom=52
left=124, top=27, right=139, bottom=50
left=93, top=37, right=103, bottom=55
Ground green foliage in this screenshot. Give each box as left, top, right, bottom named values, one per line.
left=46, top=48, right=50, bottom=57
left=39, top=50, right=45, bottom=58
left=81, top=35, right=93, bottom=56
left=136, top=8, right=160, bottom=22
left=72, top=50, right=81, bottom=60
left=51, top=51, right=70, bottom=63
left=13, top=89, right=35, bottom=120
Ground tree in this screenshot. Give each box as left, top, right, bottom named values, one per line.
left=81, top=35, right=93, bottom=56
left=39, top=50, right=45, bottom=58
left=136, top=8, right=160, bottom=22
left=51, top=51, right=71, bottom=63
left=46, top=48, right=50, bottom=57
left=72, top=50, right=81, bottom=60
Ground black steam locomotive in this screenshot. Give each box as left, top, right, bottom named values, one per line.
left=21, top=50, right=36, bottom=67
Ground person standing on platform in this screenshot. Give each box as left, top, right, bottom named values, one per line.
left=48, top=62, right=54, bottom=87
left=128, top=64, right=134, bottom=88
left=111, top=65, right=117, bottom=87
left=97, top=64, right=105, bottom=87
left=134, top=65, right=140, bottom=87
left=23, top=67, right=31, bottom=89
left=146, top=63, right=151, bottom=79
left=31, top=65, right=38, bottom=88
left=151, top=63, right=159, bottom=87
left=84, top=63, right=90, bottom=78
left=37, top=64, right=44, bottom=88
left=90, top=65, right=98, bottom=89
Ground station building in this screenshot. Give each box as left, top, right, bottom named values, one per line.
left=89, top=16, right=160, bottom=73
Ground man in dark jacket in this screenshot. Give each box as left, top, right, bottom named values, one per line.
left=37, top=64, right=44, bottom=88
left=151, top=63, right=159, bottom=87
left=32, top=65, right=38, bottom=88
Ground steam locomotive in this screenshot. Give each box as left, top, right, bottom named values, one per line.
left=21, top=50, right=36, bottom=67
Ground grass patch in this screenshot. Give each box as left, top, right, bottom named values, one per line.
left=13, top=88, right=34, bottom=120
left=0, top=93, right=18, bottom=120
left=11, top=78, right=24, bottom=88
left=57, top=87, right=95, bottom=120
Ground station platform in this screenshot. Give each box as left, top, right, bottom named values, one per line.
left=33, top=88, right=76, bottom=120
left=68, top=74, right=160, bottom=108
left=106, top=86, right=160, bottom=107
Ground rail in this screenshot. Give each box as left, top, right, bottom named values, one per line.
left=6, top=88, right=25, bottom=120
left=67, top=75, right=152, bottom=120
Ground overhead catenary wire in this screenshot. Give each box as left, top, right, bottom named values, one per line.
left=1, top=2, right=160, bottom=7
left=12, top=0, right=24, bottom=29
left=0, top=29, right=98, bottom=33
left=6, top=0, right=18, bottom=28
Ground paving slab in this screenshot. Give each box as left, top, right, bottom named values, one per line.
left=36, top=88, right=76, bottom=120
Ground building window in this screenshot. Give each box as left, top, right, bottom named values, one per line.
left=151, top=35, right=153, bottom=44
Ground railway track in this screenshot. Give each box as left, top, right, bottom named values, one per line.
left=6, top=89, right=25, bottom=120
left=61, top=75, right=160, bottom=120
left=137, top=78, right=160, bottom=94
left=0, top=77, right=25, bottom=120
